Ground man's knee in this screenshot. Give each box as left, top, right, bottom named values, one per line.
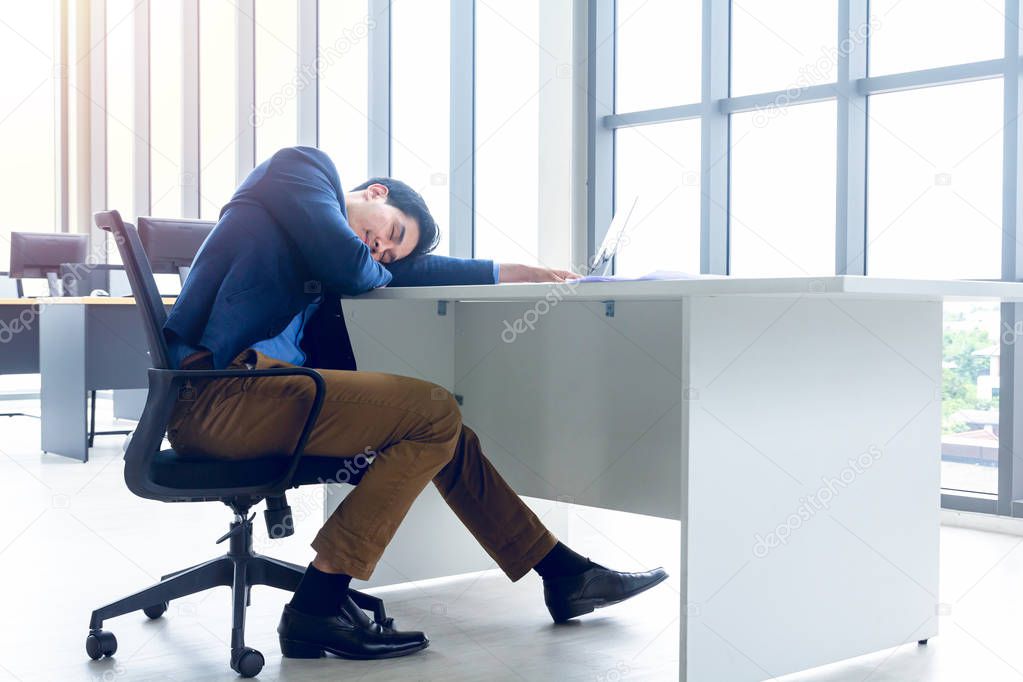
left=409, top=380, right=461, bottom=445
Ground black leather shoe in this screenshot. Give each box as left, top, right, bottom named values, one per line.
left=543, top=564, right=669, bottom=623
left=278, top=596, right=429, bottom=660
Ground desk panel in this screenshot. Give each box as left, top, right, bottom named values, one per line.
left=0, top=302, right=40, bottom=374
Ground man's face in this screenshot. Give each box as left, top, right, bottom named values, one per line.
left=348, top=184, right=421, bottom=264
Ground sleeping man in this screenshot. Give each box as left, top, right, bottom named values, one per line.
left=163, top=146, right=668, bottom=661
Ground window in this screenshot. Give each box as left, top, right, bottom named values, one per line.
left=730, top=0, right=837, bottom=97
left=150, top=0, right=184, bottom=217
left=254, top=0, right=299, bottom=163
left=867, top=79, right=1003, bottom=280
left=869, top=0, right=1003, bottom=76
left=615, top=0, right=701, bottom=112
left=199, top=0, right=239, bottom=219
left=941, top=302, right=1000, bottom=496
left=106, top=0, right=136, bottom=223
left=614, top=121, right=701, bottom=276
left=474, top=0, right=541, bottom=264
left=729, top=100, right=836, bottom=276
left=319, top=1, right=371, bottom=186
left=0, top=1, right=57, bottom=268
left=391, top=0, right=450, bottom=255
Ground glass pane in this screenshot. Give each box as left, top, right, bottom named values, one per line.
left=254, top=0, right=299, bottom=163
left=199, top=0, right=238, bottom=219
left=942, top=302, right=999, bottom=496
left=319, top=1, right=371, bottom=187
left=106, top=0, right=136, bottom=225
left=869, top=0, right=1003, bottom=76
left=867, top=80, right=1003, bottom=279
left=475, top=1, right=540, bottom=264
left=729, top=100, right=836, bottom=276
left=150, top=0, right=184, bottom=217
left=392, top=0, right=450, bottom=255
left=614, top=121, right=701, bottom=276
left=0, top=1, right=56, bottom=268
left=615, top=0, right=701, bottom=112
left=731, top=0, right=837, bottom=96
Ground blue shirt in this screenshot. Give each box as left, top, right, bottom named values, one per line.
left=250, top=298, right=322, bottom=365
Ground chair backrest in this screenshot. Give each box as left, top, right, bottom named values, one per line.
left=137, top=217, right=215, bottom=274
left=94, top=211, right=172, bottom=369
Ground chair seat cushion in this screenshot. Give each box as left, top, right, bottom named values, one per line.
left=151, top=449, right=366, bottom=489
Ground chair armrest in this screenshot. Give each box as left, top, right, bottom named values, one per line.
left=156, top=367, right=327, bottom=489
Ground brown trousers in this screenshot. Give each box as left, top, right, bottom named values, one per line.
left=166, top=349, right=557, bottom=581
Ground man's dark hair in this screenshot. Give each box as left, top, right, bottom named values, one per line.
left=351, top=177, right=440, bottom=257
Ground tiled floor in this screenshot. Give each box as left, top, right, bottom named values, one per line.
left=1, top=396, right=1022, bottom=681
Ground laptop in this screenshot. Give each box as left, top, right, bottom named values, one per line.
left=587, top=196, right=639, bottom=276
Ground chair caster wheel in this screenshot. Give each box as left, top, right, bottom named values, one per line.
left=143, top=602, right=168, bottom=619
left=86, top=630, right=117, bottom=659
left=918, top=639, right=928, bottom=645
left=231, top=647, right=264, bottom=678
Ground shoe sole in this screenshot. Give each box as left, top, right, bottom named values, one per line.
left=548, top=572, right=670, bottom=623
left=280, top=637, right=430, bottom=660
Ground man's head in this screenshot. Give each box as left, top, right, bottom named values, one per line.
left=345, top=178, right=440, bottom=264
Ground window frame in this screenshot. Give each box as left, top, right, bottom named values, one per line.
left=592, top=0, right=1023, bottom=517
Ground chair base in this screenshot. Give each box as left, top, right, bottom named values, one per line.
left=86, top=502, right=389, bottom=678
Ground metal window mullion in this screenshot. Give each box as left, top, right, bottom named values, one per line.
left=133, top=0, right=151, bottom=218
left=56, top=0, right=70, bottom=233
left=700, top=0, right=729, bottom=275
left=450, top=0, right=475, bottom=258
left=71, top=0, right=93, bottom=235
left=603, top=102, right=703, bottom=129
left=721, top=84, right=839, bottom=115
left=296, top=0, right=318, bottom=147
left=367, top=0, right=391, bottom=178
left=182, top=0, right=199, bottom=218
left=90, top=0, right=108, bottom=250
left=586, top=0, right=614, bottom=267
left=835, top=0, right=869, bottom=275
left=236, top=0, right=256, bottom=182
left=858, top=58, right=1006, bottom=96
left=1000, top=0, right=1023, bottom=516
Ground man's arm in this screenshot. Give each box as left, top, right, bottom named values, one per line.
left=384, top=254, right=496, bottom=286
left=253, top=147, right=392, bottom=294
left=385, top=255, right=579, bottom=286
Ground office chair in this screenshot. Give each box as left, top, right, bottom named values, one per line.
left=86, top=211, right=393, bottom=677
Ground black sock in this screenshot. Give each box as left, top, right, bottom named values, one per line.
left=533, top=542, right=595, bottom=579
left=289, top=563, right=352, bottom=617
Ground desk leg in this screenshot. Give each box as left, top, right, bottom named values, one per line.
left=40, top=304, right=88, bottom=461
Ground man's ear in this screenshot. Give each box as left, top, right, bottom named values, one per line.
left=367, top=183, right=390, bottom=201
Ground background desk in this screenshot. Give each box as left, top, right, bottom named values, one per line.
left=0, top=299, right=40, bottom=375
left=36, top=297, right=173, bottom=462
left=327, top=275, right=1023, bottom=682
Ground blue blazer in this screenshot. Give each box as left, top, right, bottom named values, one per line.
left=164, top=146, right=496, bottom=370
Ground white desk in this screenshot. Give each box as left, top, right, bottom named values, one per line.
left=326, top=276, right=1023, bottom=681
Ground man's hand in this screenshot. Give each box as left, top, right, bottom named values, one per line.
left=498, top=263, right=581, bottom=283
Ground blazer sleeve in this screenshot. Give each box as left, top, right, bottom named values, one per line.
left=384, top=254, right=498, bottom=287
left=253, top=147, right=392, bottom=295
